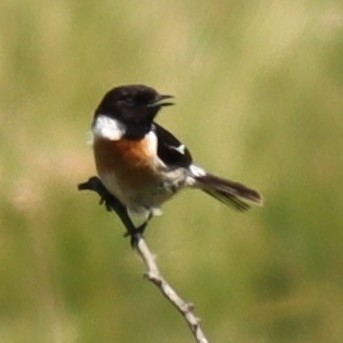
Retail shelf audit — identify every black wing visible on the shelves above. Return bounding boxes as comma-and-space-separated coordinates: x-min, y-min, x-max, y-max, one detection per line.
153, 123, 193, 168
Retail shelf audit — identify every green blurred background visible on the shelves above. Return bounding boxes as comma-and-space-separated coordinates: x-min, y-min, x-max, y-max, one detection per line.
1, 1, 342, 342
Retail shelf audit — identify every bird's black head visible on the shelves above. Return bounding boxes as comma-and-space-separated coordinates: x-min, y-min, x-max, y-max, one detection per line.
95, 85, 174, 130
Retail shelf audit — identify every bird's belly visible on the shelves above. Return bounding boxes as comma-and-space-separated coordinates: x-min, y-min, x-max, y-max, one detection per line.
93, 137, 185, 211
98, 169, 161, 206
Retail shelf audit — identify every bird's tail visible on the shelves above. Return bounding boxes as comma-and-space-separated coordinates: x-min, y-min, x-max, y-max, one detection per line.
194, 172, 263, 212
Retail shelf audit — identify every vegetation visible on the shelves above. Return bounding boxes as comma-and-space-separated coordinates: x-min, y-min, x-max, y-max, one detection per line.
1, 1, 342, 342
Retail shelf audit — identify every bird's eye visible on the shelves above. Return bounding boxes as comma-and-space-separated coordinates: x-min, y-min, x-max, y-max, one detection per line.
125, 98, 135, 106
118, 96, 135, 107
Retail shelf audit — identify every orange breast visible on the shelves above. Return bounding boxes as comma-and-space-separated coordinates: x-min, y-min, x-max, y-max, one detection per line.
93, 136, 157, 191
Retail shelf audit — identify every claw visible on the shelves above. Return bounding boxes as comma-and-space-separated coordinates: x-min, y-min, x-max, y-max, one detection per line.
123, 220, 148, 247
78, 177, 153, 248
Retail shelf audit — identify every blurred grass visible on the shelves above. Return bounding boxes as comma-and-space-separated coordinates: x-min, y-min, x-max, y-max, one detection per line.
1, 0, 343, 342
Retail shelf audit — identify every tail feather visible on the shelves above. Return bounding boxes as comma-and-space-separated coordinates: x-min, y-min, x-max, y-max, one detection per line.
195, 173, 263, 212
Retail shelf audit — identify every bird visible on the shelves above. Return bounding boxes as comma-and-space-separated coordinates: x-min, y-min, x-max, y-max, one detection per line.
90, 84, 262, 238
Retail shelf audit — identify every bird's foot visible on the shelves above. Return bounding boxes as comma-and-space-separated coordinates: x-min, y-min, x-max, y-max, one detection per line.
124, 222, 148, 248
78, 177, 125, 213
78, 177, 153, 248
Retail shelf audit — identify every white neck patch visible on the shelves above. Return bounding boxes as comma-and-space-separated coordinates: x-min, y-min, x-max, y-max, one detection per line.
92, 115, 126, 141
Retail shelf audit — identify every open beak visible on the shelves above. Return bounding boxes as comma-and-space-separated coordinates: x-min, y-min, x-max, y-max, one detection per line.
147, 94, 174, 108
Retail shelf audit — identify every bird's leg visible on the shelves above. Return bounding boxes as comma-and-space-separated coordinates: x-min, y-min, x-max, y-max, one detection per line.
124, 212, 153, 247
78, 177, 149, 247
125, 223, 146, 248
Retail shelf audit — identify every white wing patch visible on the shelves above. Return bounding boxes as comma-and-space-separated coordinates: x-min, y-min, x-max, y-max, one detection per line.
189, 164, 206, 177
186, 164, 206, 187
92, 115, 126, 141
170, 144, 186, 154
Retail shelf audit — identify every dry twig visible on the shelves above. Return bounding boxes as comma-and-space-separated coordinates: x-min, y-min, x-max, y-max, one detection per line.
78, 177, 209, 343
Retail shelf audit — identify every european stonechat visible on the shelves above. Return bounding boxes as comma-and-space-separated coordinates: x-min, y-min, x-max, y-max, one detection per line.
90, 85, 262, 233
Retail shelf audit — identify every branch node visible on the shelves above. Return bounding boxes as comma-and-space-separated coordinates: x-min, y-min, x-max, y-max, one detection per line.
186, 302, 195, 311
